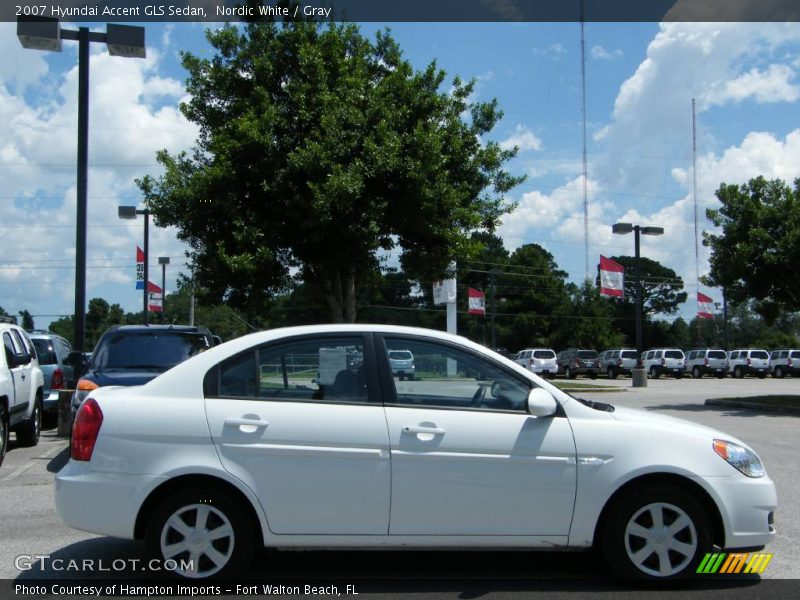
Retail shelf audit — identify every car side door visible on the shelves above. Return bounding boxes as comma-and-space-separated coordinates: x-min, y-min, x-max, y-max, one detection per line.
4, 331, 32, 424
203, 333, 391, 535
377, 334, 577, 539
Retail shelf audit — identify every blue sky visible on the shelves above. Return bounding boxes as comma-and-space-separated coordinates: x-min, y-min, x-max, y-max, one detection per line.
1, 21, 799, 331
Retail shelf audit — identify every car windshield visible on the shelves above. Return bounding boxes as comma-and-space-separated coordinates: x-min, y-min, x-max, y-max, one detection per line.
750, 351, 769, 359
91, 332, 210, 370
708, 351, 727, 359
621, 351, 637, 359
577, 351, 598, 359
533, 350, 555, 358
388, 351, 413, 361
665, 350, 683, 358
31, 338, 58, 365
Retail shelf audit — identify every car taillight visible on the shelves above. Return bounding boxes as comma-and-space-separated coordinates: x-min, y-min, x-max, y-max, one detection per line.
747, 357, 751, 366
51, 368, 64, 390
528, 358, 532, 367
616, 359, 622, 366
789, 359, 793, 367
661, 358, 666, 366
704, 357, 708, 366
71, 398, 103, 461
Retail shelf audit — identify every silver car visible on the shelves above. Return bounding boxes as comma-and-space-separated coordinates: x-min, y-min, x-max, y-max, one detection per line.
514, 348, 557, 378
599, 349, 638, 379
685, 349, 728, 379
388, 349, 415, 380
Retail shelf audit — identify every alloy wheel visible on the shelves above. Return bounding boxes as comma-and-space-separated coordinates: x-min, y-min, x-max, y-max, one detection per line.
160, 503, 235, 578
623, 502, 698, 578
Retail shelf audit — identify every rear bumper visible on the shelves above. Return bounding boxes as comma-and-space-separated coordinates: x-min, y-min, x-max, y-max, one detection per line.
43, 390, 60, 413
55, 460, 165, 540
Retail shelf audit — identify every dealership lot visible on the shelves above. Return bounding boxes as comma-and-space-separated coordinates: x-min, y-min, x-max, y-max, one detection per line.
0, 377, 797, 585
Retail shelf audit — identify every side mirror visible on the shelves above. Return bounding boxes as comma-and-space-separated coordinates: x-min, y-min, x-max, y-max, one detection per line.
66, 351, 89, 375
11, 352, 31, 367
527, 388, 557, 418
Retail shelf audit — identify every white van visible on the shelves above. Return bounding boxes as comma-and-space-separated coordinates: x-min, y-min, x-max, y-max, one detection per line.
728, 349, 769, 378
641, 348, 685, 379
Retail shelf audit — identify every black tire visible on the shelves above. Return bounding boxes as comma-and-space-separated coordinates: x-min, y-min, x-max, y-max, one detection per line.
716, 373, 725, 379
0, 403, 8, 467
565, 367, 576, 380
649, 367, 660, 379
145, 487, 256, 579
675, 372, 683, 379
601, 484, 713, 582
692, 367, 701, 379
589, 373, 598, 380
757, 373, 766, 379
774, 367, 784, 379
734, 367, 743, 379
608, 367, 617, 380
16, 397, 41, 448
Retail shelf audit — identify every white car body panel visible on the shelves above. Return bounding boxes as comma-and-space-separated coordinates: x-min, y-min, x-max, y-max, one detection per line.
54, 324, 776, 556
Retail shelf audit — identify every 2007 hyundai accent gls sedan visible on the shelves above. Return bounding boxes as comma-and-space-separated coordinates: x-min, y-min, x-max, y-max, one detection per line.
56, 325, 777, 581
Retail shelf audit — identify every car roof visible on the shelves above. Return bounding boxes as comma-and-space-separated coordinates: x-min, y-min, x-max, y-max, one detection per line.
100, 324, 213, 335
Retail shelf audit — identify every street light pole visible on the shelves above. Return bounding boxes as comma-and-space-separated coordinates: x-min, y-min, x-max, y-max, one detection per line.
17, 17, 145, 350
159, 257, 170, 322
119, 206, 151, 325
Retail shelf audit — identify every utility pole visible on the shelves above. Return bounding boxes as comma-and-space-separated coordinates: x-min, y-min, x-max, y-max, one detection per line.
489, 268, 500, 348
692, 98, 701, 345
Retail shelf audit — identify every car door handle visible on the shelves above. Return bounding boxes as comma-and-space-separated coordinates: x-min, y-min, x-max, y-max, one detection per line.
403, 425, 445, 435
224, 418, 270, 428
20, 373, 25, 380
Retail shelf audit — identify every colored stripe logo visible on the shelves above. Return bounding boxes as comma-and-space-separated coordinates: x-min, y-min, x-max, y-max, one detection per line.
697, 552, 773, 574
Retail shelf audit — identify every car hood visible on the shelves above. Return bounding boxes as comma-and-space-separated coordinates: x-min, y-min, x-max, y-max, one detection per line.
609, 405, 747, 447
82, 369, 164, 387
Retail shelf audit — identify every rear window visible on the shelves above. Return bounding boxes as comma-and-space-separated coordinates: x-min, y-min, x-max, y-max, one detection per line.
708, 351, 726, 359
750, 351, 769, 359
31, 339, 58, 365
389, 351, 413, 361
665, 350, 683, 358
91, 332, 211, 370
621, 351, 637, 359
533, 350, 555, 359
577, 350, 598, 359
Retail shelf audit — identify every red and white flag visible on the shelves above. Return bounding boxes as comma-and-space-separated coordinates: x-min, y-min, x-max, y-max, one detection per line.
136, 246, 145, 290
698, 292, 714, 319
467, 288, 486, 315
599, 256, 624, 298
147, 281, 163, 313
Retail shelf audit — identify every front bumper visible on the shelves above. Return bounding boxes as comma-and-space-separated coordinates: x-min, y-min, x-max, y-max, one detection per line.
701, 472, 777, 550
55, 460, 165, 540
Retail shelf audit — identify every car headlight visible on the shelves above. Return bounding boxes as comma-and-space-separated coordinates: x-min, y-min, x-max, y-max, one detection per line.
713, 439, 765, 478
72, 379, 99, 409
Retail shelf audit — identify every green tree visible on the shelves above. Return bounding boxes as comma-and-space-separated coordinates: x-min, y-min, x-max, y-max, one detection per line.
138, 11, 522, 323
18, 310, 34, 330
704, 177, 800, 322
551, 282, 625, 350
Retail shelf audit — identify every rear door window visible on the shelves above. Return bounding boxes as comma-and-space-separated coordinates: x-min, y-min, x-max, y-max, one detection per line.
750, 351, 769, 360
665, 350, 683, 359
708, 351, 726, 359
32, 339, 58, 365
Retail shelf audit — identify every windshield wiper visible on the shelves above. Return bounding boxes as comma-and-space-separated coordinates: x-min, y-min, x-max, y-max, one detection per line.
575, 397, 615, 412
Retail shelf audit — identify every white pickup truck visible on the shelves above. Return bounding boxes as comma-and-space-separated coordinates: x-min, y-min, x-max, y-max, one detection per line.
1, 321, 44, 466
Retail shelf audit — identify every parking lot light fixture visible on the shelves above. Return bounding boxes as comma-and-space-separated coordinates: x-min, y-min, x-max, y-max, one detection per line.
118, 206, 151, 325
158, 257, 170, 322
17, 16, 145, 351
612, 222, 665, 362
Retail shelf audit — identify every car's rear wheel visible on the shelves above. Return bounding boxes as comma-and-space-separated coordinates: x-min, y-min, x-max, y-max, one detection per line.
145, 488, 255, 579
774, 367, 784, 378
649, 367, 660, 379
16, 397, 41, 448
0, 403, 8, 467
565, 367, 575, 379
692, 367, 701, 379
734, 366, 743, 378
602, 484, 712, 581
608, 367, 617, 380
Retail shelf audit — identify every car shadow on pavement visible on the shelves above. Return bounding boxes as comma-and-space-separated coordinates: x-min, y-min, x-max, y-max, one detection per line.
46, 446, 71, 473
13, 539, 763, 593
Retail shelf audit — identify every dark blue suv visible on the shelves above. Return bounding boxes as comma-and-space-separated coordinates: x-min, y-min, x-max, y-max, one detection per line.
70, 325, 216, 418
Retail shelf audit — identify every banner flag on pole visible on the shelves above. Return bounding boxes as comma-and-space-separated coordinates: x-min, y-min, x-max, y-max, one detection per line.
147, 281, 163, 313
467, 288, 486, 315
136, 246, 145, 290
433, 277, 457, 305
599, 255, 624, 298
698, 292, 714, 319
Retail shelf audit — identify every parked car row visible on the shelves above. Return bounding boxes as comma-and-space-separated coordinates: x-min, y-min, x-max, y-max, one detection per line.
512, 346, 800, 379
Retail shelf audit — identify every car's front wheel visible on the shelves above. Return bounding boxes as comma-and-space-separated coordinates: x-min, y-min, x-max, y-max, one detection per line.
145, 488, 255, 579
602, 484, 713, 581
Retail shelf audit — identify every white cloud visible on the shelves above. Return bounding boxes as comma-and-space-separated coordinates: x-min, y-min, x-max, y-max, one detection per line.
590, 45, 622, 61
533, 43, 566, 58
499, 124, 543, 152
702, 64, 799, 107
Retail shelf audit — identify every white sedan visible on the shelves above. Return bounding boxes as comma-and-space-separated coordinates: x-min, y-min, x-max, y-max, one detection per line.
56, 324, 776, 581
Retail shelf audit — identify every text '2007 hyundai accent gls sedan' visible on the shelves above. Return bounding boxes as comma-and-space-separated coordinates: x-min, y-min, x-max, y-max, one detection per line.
56, 325, 776, 581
